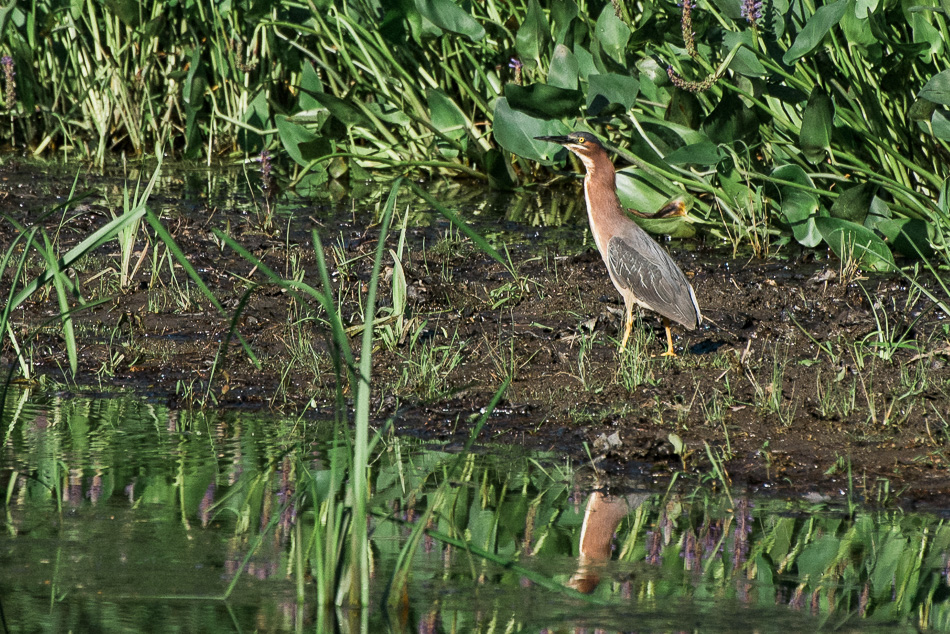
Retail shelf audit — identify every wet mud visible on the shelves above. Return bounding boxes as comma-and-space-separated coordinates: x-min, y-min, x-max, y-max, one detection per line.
3, 165, 950, 506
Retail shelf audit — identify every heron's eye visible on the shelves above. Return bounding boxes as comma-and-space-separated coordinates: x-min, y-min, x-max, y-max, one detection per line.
576, 138, 585, 144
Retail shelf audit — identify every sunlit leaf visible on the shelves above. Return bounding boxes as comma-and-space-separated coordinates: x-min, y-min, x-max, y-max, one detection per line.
724, 31, 766, 77
816, 217, 895, 271
548, 44, 579, 90
594, 5, 629, 64
276, 115, 331, 167
800, 86, 833, 164
783, 0, 848, 64
931, 109, 950, 140
781, 190, 823, 247
515, 0, 549, 63
414, 0, 485, 40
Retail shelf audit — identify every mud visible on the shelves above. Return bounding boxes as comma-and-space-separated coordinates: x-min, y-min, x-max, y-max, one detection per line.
3, 164, 950, 506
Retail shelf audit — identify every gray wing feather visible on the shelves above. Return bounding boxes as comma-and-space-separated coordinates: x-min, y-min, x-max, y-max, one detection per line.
607, 231, 701, 329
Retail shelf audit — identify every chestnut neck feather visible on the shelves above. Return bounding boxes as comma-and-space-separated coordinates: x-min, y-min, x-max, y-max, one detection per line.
577, 149, 624, 257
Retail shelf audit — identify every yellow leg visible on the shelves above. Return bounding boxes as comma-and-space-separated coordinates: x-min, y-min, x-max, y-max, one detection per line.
660, 317, 677, 357
619, 304, 633, 353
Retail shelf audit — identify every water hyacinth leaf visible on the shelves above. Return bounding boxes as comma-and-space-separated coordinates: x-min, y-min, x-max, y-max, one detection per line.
587, 73, 639, 115
548, 44, 579, 90
665, 142, 723, 166
919, 71, 950, 105
493, 98, 570, 162
595, 5, 629, 64
414, 0, 484, 40
816, 217, 895, 271
909, 12, 942, 63
783, 0, 848, 65
800, 86, 834, 164
276, 115, 331, 167
515, 0, 549, 64
781, 190, 823, 247
876, 218, 934, 258
427, 88, 467, 141
829, 182, 876, 223
504, 83, 584, 119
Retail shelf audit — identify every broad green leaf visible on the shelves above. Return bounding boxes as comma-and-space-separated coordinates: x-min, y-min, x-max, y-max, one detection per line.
276, 115, 331, 167
298, 62, 324, 111
909, 11, 942, 63
515, 0, 549, 63
772, 164, 815, 189
665, 142, 723, 166
783, 0, 848, 64
414, 0, 485, 40
306, 90, 371, 128
493, 98, 570, 162
876, 218, 934, 258
551, 0, 579, 42
666, 89, 701, 129
504, 83, 584, 119
616, 168, 695, 238
548, 44, 579, 90
796, 536, 840, 579
800, 86, 834, 163
855, 0, 878, 16
840, 3, 878, 53
587, 73, 639, 115
816, 216, 895, 271
781, 190, 823, 247
919, 70, 950, 106
574, 44, 597, 79
427, 88, 467, 140
829, 182, 876, 223
932, 108, 950, 140
594, 5, 629, 64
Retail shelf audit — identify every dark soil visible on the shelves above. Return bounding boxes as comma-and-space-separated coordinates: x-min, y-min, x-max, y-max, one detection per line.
3, 164, 950, 507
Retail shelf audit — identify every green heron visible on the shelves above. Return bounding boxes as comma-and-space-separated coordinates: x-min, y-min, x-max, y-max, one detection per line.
536, 132, 701, 356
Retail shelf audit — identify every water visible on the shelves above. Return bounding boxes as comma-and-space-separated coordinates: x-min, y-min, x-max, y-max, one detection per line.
3, 387, 948, 632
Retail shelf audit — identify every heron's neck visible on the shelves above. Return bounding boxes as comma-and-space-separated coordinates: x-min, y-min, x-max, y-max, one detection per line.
580, 154, 623, 255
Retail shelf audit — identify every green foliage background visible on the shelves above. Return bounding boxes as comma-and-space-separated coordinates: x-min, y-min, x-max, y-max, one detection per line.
1, 0, 949, 263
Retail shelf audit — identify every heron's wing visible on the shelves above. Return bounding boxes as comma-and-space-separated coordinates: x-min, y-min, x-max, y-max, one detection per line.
607, 232, 701, 329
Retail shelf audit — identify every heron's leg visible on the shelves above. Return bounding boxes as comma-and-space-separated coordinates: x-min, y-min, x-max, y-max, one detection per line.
660, 317, 677, 357
619, 303, 633, 353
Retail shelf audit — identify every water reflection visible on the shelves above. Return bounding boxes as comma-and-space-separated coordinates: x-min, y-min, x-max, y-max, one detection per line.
3, 388, 950, 632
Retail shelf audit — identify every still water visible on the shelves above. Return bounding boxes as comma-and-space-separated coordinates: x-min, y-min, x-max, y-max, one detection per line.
2, 387, 948, 632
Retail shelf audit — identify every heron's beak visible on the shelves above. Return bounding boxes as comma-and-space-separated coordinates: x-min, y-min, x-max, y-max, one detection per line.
534, 135, 572, 145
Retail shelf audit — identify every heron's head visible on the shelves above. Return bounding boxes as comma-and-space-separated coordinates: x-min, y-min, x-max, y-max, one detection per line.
534, 132, 607, 170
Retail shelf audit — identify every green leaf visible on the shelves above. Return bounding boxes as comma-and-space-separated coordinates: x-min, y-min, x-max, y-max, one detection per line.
587, 73, 639, 115
516, 0, 549, 63
665, 142, 723, 166
919, 70, 950, 106
305, 90, 371, 128
427, 88, 467, 141
504, 83, 584, 119
551, 0, 579, 42
782, 190, 823, 247
800, 86, 834, 164
298, 62, 324, 111
783, 0, 848, 64
815, 217, 895, 271
931, 108, 950, 140
493, 98, 570, 162
829, 182, 876, 223
276, 115, 331, 167
724, 31, 766, 77
414, 0, 485, 40
548, 44, 579, 90
594, 5, 629, 64
876, 218, 934, 258
704, 92, 759, 144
